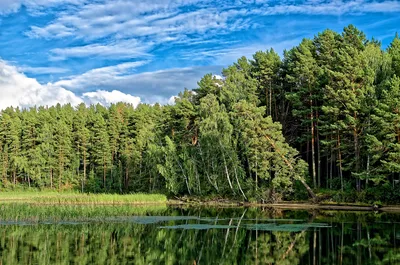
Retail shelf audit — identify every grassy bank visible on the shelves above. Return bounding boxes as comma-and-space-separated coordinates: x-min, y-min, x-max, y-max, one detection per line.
0, 191, 167, 205
2, 191, 400, 213
0, 204, 168, 223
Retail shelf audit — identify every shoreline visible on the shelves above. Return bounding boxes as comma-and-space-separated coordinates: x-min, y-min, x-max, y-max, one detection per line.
168, 200, 400, 212
1, 192, 400, 212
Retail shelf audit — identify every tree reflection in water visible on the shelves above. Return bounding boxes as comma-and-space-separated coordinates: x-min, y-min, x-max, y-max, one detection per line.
0, 207, 399, 265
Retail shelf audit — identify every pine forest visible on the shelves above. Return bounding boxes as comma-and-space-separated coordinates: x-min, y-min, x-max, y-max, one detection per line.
1, 25, 400, 204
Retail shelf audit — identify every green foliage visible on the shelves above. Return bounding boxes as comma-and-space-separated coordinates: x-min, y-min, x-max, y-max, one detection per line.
1, 25, 400, 204
0, 192, 167, 206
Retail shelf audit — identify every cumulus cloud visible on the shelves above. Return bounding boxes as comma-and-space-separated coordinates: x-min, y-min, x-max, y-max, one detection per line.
213, 74, 223, 80
0, 60, 142, 110
82, 90, 141, 107
0, 60, 82, 109
167, 95, 178, 105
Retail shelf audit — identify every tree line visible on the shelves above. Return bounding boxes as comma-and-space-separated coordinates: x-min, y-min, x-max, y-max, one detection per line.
1, 25, 400, 202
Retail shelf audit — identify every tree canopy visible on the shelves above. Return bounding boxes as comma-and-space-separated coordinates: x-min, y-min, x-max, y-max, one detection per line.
1, 25, 400, 203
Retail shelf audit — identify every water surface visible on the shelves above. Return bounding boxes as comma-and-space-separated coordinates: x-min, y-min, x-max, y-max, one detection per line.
0, 205, 399, 264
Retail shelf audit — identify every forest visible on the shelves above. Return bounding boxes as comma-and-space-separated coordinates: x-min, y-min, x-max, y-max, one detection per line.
1, 25, 400, 203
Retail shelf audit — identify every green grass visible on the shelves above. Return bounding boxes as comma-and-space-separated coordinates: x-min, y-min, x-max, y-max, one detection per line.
0, 204, 168, 223
0, 191, 167, 205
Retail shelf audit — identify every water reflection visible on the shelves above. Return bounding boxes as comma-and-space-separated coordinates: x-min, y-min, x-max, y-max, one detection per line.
0, 206, 400, 264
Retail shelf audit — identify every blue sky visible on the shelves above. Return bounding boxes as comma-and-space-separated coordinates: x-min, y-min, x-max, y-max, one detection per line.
0, 0, 399, 109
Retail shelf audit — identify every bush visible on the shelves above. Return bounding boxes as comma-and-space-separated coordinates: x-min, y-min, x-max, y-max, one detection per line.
288, 180, 309, 201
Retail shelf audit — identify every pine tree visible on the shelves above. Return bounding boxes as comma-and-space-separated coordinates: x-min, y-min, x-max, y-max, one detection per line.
323, 25, 369, 191
90, 109, 111, 191
73, 103, 90, 192
54, 116, 72, 190
285, 38, 320, 188
388, 33, 400, 77
368, 76, 400, 184
220, 57, 259, 109
37, 114, 56, 188
0, 109, 22, 186
314, 30, 343, 189
193, 73, 223, 104
251, 48, 281, 118
231, 100, 314, 201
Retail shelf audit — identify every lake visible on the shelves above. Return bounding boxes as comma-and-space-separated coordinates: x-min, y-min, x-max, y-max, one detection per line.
0, 205, 399, 264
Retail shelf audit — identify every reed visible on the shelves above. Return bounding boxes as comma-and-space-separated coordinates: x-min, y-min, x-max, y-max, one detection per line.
0, 191, 167, 204
0, 204, 167, 223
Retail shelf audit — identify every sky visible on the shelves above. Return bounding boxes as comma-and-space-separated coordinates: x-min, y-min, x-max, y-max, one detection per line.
0, 0, 399, 110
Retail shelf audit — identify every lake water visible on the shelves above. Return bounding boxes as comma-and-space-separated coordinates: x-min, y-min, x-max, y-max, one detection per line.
1, 205, 400, 264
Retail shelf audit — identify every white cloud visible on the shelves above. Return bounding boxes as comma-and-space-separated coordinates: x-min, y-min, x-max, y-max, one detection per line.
24, 0, 400, 42
28, 24, 76, 39
123, 66, 222, 94
252, 0, 400, 16
0, 0, 21, 14
18, 66, 69, 74
51, 61, 221, 104
167, 95, 178, 105
54, 61, 149, 90
49, 39, 152, 60
0, 0, 85, 14
0, 60, 82, 109
82, 90, 141, 107
180, 38, 301, 65
16, 0, 400, 69
0, 60, 143, 110
24, 0, 251, 44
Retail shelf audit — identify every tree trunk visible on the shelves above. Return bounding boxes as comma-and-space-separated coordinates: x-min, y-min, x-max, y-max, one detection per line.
354, 112, 361, 191
326, 155, 329, 189
50, 168, 53, 189
307, 126, 310, 164
125, 163, 129, 190
233, 164, 247, 200
59, 149, 63, 191
220, 141, 234, 194
2, 150, 8, 184
338, 133, 344, 192
310, 96, 316, 189
255, 159, 258, 192
265, 86, 269, 116
316, 110, 321, 188
269, 80, 272, 117
330, 146, 334, 189
177, 160, 191, 195
354, 127, 360, 191
264, 135, 316, 199
111, 148, 116, 190
198, 141, 218, 191
103, 159, 106, 191
59, 163, 62, 191
83, 149, 86, 192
